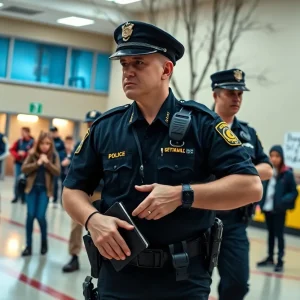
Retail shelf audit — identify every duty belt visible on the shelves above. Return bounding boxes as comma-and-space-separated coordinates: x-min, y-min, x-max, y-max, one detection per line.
128, 235, 208, 281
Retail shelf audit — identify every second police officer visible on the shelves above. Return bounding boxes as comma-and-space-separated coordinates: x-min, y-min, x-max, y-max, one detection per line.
210, 69, 273, 300
62, 21, 263, 299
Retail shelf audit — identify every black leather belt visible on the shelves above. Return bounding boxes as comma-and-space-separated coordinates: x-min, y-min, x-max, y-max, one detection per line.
129, 236, 206, 269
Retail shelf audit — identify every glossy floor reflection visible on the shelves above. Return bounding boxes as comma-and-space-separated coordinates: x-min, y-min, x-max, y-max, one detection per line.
1, 177, 300, 300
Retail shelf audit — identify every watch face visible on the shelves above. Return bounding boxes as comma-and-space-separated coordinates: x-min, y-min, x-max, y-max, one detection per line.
183, 190, 194, 204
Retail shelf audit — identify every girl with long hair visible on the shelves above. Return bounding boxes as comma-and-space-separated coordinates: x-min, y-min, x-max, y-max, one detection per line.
21, 131, 60, 256
257, 145, 298, 272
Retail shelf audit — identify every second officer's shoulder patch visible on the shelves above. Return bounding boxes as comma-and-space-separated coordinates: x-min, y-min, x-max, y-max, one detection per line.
215, 122, 242, 146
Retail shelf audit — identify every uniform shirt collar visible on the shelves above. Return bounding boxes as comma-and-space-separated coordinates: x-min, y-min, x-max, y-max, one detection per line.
128, 88, 177, 127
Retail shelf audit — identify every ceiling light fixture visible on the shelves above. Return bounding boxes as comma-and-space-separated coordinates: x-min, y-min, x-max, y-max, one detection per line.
17, 114, 39, 123
106, 0, 141, 4
53, 118, 68, 127
57, 16, 95, 27
0, 3, 4, 8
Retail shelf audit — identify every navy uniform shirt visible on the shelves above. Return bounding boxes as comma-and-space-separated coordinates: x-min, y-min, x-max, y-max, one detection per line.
64, 89, 258, 246
231, 118, 271, 167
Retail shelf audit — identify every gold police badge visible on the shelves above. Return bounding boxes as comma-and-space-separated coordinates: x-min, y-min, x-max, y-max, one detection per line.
215, 122, 242, 146
122, 22, 134, 42
233, 70, 243, 82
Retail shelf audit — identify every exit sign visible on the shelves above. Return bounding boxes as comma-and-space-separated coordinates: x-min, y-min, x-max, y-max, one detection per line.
29, 102, 43, 114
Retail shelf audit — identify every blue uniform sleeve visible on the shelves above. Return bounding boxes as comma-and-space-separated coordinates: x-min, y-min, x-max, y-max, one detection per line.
63, 126, 103, 195
252, 129, 272, 167
203, 117, 259, 179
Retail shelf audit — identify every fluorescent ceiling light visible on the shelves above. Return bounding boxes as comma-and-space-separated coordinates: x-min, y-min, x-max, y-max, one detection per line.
106, 0, 141, 4
0, 3, 4, 8
17, 114, 39, 123
57, 16, 94, 27
53, 118, 68, 127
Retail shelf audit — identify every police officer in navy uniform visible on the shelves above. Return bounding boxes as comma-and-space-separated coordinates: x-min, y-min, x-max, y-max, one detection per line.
62, 109, 103, 273
210, 69, 273, 300
62, 21, 263, 300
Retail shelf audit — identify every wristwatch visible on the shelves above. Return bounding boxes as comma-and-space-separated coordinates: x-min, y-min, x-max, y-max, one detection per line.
181, 184, 194, 209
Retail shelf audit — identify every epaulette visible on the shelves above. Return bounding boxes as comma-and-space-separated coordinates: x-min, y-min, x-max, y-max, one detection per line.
178, 100, 218, 119
92, 104, 131, 125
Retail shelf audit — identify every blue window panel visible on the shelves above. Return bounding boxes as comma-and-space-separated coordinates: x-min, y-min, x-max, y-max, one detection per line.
11, 39, 67, 85
0, 37, 9, 78
95, 53, 111, 93
68, 49, 93, 89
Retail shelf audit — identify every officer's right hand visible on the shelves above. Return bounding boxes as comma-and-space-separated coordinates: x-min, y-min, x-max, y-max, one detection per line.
87, 214, 134, 260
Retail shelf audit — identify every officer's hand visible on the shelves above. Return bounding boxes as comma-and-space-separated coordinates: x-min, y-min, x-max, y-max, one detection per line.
88, 213, 134, 260
132, 184, 181, 220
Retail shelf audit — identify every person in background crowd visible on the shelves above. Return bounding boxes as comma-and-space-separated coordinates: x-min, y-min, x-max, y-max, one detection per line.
0, 131, 9, 177
20, 131, 60, 256
62, 110, 103, 273
257, 145, 298, 272
9, 127, 34, 203
49, 126, 65, 207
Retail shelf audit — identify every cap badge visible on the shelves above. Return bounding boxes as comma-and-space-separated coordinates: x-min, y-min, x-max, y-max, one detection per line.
233, 69, 243, 82
122, 22, 134, 42
89, 110, 96, 118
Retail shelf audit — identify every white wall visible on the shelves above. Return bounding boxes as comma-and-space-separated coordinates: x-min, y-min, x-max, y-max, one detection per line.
107, 0, 300, 162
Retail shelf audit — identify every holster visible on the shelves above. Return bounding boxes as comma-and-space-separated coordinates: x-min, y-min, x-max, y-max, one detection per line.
207, 218, 223, 273
83, 234, 102, 279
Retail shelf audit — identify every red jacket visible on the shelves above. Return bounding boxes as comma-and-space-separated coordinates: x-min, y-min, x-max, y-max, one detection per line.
9, 137, 34, 164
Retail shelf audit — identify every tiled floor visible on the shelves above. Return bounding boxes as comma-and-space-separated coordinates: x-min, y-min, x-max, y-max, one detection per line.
1, 176, 300, 300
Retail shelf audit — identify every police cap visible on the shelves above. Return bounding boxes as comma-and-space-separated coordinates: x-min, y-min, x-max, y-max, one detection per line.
84, 110, 101, 123
109, 21, 185, 65
49, 126, 58, 132
210, 68, 250, 91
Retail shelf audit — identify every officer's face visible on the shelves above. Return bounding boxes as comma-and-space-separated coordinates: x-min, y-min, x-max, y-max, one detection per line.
215, 89, 243, 116
120, 54, 172, 100
270, 151, 282, 169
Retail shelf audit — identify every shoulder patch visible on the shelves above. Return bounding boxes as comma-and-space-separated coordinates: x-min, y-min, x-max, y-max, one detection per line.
2, 136, 7, 144
215, 122, 242, 146
75, 128, 90, 155
179, 100, 217, 119
92, 104, 131, 126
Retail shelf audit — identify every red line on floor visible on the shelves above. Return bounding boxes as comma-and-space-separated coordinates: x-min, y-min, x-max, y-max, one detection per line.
2, 215, 300, 284
251, 269, 300, 282
0, 264, 76, 300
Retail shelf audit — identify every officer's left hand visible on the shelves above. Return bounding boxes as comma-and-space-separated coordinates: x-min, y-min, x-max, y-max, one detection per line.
132, 184, 181, 220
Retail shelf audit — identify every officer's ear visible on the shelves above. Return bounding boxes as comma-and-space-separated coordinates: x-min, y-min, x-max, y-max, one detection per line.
161, 60, 173, 80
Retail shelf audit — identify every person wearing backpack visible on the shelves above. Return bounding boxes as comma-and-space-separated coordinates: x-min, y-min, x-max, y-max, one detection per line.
9, 127, 34, 203
20, 131, 60, 256
257, 145, 298, 272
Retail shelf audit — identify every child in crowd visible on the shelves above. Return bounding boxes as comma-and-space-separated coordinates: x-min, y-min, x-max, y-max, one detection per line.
21, 131, 60, 256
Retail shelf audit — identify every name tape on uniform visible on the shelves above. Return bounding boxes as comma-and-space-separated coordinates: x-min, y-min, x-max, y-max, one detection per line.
162, 147, 194, 154
215, 122, 242, 146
